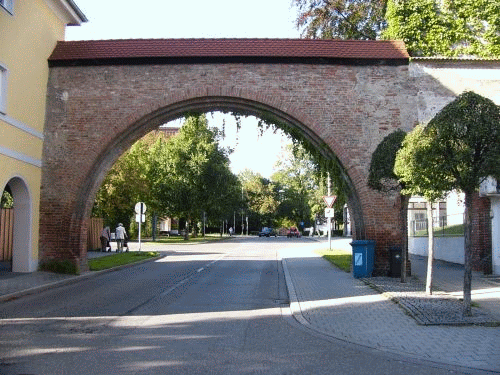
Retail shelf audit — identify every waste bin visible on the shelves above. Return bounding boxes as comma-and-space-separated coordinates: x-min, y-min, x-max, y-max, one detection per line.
389, 246, 402, 278
350, 240, 375, 278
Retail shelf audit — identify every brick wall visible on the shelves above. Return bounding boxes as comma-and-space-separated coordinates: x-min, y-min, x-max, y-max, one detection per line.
471, 193, 492, 273
40, 61, 417, 273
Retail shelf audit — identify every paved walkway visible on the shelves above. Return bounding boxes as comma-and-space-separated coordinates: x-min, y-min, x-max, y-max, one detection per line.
1, 239, 500, 372
281, 239, 500, 373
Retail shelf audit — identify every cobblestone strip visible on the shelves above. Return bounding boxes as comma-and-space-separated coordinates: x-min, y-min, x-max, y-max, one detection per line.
363, 276, 500, 326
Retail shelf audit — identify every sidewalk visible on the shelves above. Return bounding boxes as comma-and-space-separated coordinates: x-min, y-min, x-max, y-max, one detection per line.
0, 244, 150, 302
281, 239, 500, 373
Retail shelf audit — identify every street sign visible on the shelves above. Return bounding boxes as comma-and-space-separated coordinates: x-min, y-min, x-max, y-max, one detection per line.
323, 195, 337, 208
135, 202, 147, 252
325, 208, 335, 218
135, 202, 146, 214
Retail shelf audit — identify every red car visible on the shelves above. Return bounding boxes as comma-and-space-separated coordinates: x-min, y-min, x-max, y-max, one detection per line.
287, 227, 301, 238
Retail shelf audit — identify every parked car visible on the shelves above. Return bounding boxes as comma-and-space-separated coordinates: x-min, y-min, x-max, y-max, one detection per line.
287, 227, 301, 238
258, 227, 277, 237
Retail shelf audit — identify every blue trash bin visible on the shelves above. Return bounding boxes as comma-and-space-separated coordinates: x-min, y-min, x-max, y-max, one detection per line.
350, 240, 375, 278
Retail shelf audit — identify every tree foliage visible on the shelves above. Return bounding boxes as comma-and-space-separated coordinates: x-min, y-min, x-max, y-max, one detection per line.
293, 0, 388, 39
150, 114, 242, 231
368, 129, 406, 193
93, 132, 160, 229
1, 188, 13, 209
293, 0, 500, 58
383, 0, 500, 57
239, 169, 279, 229
271, 145, 319, 228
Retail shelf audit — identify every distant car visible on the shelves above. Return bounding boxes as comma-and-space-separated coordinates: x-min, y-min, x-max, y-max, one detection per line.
258, 227, 277, 237
287, 227, 301, 238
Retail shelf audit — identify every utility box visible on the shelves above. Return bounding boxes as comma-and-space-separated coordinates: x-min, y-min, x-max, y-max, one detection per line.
389, 247, 402, 278
350, 240, 375, 278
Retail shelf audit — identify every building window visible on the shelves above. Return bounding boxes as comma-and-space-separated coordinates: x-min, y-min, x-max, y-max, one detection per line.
0, 0, 13, 14
0, 64, 7, 114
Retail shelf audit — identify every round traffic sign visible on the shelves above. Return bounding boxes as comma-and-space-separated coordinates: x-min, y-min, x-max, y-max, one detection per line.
135, 202, 147, 214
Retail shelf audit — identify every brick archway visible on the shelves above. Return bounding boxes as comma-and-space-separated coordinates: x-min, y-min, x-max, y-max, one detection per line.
41, 39, 415, 273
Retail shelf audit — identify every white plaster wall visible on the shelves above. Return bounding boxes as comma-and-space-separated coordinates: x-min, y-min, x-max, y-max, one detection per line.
490, 196, 500, 275
409, 236, 465, 265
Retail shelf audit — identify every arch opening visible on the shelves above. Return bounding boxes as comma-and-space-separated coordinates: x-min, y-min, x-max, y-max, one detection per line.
1, 177, 33, 272
78, 97, 366, 250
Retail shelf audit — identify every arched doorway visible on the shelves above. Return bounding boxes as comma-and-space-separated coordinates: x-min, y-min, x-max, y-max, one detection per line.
1, 177, 33, 272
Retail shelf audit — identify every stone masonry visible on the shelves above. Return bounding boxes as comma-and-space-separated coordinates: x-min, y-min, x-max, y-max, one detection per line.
40, 40, 500, 273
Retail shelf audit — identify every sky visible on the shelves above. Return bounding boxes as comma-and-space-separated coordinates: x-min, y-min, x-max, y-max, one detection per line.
66, 0, 302, 178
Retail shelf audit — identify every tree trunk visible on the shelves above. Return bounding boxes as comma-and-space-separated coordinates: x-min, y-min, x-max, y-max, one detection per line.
400, 194, 410, 283
463, 192, 473, 316
426, 201, 434, 295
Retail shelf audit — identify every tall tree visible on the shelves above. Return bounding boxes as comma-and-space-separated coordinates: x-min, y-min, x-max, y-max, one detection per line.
368, 129, 409, 282
271, 145, 317, 229
396, 92, 500, 315
394, 125, 449, 294
239, 170, 279, 229
383, 0, 500, 57
151, 115, 242, 237
293, 0, 388, 39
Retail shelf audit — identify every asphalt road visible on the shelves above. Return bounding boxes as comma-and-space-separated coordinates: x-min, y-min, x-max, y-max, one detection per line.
0, 238, 476, 374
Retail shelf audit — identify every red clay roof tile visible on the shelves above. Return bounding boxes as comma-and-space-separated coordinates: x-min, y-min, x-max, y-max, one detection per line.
49, 38, 409, 63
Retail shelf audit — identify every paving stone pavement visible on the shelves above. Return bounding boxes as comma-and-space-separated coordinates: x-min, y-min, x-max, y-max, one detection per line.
280, 245, 500, 373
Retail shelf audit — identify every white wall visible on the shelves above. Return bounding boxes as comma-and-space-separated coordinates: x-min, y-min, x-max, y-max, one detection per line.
409, 236, 465, 265
490, 196, 500, 275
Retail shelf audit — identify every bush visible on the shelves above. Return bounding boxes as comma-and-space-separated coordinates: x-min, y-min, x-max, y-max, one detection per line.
39, 259, 79, 275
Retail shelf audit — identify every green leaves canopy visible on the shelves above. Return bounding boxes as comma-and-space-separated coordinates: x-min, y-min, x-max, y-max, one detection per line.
293, 0, 388, 40
293, 0, 500, 58
151, 114, 242, 223
368, 129, 406, 193
396, 91, 500, 196
383, 0, 500, 57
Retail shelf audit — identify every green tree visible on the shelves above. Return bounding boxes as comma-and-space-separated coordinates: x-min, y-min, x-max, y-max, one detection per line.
368, 129, 409, 282
396, 92, 500, 315
239, 169, 279, 229
93, 132, 160, 232
271, 145, 317, 229
395, 125, 449, 294
151, 114, 242, 238
293, 0, 388, 39
383, 0, 500, 57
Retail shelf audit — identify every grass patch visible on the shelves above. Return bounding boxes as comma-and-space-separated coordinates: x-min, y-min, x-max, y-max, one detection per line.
88, 251, 159, 271
317, 249, 352, 273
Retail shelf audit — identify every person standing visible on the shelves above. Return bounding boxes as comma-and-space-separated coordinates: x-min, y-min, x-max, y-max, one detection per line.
115, 223, 127, 253
100, 226, 111, 252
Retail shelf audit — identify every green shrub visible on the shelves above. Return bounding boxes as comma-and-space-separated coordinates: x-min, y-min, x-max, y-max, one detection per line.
39, 259, 79, 275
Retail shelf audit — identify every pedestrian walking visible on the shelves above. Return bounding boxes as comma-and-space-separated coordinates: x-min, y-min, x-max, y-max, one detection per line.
99, 226, 111, 252
115, 223, 127, 253
229, 226, 233, 236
